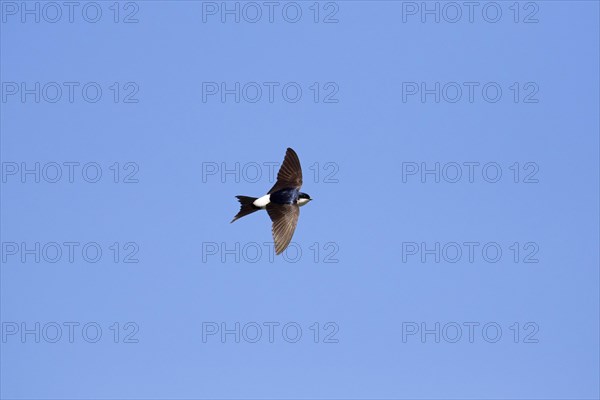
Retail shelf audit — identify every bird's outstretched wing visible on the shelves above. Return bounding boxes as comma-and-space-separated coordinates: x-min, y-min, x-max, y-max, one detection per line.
268, 148, 303, 194
266, 203, 300, 255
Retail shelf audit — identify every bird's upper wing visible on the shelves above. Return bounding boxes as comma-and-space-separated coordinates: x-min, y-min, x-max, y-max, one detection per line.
266, 203, 300, 255
268, 148, 303, 194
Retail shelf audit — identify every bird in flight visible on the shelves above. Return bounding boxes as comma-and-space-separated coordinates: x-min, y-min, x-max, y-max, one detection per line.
231, 148, 312, 255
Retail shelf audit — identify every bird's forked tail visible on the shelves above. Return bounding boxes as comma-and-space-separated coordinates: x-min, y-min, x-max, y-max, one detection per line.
231, 196, 259, 223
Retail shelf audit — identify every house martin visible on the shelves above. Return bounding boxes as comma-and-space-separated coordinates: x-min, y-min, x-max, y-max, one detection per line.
231, 148, 312, 255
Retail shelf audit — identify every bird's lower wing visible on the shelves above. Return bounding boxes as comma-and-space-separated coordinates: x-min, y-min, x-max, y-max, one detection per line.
266, 203, 300, 255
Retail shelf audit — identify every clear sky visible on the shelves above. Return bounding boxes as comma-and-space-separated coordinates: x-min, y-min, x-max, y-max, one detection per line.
1, 1, 599, 399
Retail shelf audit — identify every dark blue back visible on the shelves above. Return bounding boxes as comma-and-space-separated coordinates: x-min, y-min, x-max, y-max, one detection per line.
270, 188, 299, 205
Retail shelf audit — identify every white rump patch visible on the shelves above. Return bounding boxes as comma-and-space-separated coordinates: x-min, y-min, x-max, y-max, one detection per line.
253, 194, 271, 208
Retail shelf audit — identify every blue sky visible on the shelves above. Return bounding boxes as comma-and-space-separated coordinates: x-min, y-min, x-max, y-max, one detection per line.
1, 1, 599, 399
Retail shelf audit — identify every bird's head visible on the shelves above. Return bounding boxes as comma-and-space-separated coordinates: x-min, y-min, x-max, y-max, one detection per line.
298, 192, 312, 207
